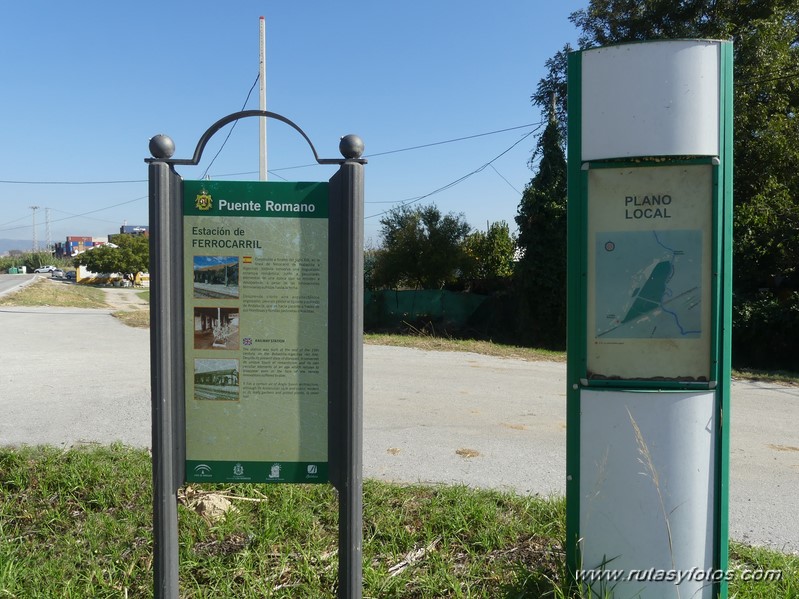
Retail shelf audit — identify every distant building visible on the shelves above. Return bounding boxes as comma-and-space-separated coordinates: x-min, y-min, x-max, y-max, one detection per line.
119, 225, 149, 236
54, 235, 108, 258
108, 225, 149, 245
53, 225, 145, 258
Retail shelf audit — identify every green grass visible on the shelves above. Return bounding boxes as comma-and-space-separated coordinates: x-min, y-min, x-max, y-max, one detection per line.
729, 543, 799, 599
0, 445, 566, 598
1, 445, 796, 598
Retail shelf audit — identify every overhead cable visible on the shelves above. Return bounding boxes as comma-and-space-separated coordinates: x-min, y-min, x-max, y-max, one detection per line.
364, 124, 543, 218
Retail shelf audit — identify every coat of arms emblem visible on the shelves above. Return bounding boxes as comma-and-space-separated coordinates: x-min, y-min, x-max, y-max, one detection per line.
195, 190, 213, 211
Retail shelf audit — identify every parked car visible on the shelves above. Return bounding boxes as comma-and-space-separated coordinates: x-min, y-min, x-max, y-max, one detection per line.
65, 271, 76, 281
51, 269, 65, 279
34, 265, 56, 273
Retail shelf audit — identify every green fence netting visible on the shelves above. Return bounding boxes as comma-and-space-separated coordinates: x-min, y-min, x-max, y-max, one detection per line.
364, 289, 489, 333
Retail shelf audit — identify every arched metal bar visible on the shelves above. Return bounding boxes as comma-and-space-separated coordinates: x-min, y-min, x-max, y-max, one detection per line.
155, 110, 345, 166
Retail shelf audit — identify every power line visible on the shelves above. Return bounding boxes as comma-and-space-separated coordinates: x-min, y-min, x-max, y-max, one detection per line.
736, 69, 799, 86
488, 163, 522, 195
365, 122, 542, 158
206, 122, 547, 178
364, 125, 542, 219
0, 195, 146, 233
0, 113, 543, 228
49, 207, 123, 226
0, 178, 146, 185
0, 214, 31, 228
0, 68, 794, 189
0, 122, 543, 186
201, 73, 261, 179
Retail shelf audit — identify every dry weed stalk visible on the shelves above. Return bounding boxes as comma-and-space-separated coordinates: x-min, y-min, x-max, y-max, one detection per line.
627, 407, 681, 599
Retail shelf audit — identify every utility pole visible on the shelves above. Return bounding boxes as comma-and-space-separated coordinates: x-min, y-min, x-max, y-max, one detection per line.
30, 205, 40, 251
259, 16, 267, 181
45, 207, 52, 252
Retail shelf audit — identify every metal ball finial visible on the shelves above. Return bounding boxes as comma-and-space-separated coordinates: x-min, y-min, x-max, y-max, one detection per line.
339, 134, 364, 160
149, 134, 175, 160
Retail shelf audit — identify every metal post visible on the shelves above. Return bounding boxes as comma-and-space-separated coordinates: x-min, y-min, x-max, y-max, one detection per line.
258, 16, 267, 181
328, 135, 365, 599
147, 135, 185, 599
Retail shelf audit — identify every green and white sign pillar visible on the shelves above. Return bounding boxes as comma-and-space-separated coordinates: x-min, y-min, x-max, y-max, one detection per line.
566, 40, 733, 598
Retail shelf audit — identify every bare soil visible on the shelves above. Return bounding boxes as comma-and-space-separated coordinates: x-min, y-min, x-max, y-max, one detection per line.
101, 286, 148, 311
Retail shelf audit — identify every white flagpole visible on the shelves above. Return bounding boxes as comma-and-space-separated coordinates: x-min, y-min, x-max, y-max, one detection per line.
259, 16, 267, 181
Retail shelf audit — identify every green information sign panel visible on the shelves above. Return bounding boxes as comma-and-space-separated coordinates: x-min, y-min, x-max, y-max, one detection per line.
182, 180, 329, 483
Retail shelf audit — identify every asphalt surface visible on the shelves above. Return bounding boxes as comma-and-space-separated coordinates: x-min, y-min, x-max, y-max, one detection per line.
0, 273, 36, 296
1, 279, 797, 554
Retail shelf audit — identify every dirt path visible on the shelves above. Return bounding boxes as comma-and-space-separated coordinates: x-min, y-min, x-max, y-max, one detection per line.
101, 286, 149, 311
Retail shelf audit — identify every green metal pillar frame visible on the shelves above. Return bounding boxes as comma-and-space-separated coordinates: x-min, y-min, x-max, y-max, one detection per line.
566, 40, 733, 598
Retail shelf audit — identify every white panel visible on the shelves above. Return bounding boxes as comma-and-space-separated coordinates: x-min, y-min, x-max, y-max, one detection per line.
582, 41, 720, 160
580, 389, 716, 599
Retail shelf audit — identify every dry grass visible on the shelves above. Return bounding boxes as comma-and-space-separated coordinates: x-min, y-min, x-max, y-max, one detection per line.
364, 333, 566, 362
112, 309, 150, 328
1, 278, 153, 329
0, 278, 106, 308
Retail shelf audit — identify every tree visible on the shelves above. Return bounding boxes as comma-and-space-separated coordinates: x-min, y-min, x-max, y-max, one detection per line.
22, 251, 57, 271
514, 106, 568, 349
363, 248, 380, 291
530, 46, 571, 144
371, 204, 471, 289
535, 0, 799, 295
73, 234, 149, 284
533, 0, 799, 363
462, 221, 516, 284
733, 180, 799, 292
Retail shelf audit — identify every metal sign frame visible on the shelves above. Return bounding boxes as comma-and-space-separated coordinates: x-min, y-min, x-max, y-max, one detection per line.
146, 111, 365, 599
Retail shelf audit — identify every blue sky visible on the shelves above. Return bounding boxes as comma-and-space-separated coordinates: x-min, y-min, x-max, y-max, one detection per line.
0, 1, 583, 248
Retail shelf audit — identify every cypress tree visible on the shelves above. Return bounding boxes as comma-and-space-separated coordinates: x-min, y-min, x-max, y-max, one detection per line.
514, 99, 568, 349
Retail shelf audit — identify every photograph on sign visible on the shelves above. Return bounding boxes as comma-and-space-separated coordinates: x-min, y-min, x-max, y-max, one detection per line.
194, 358, 240, 401
193, 307, 240, 350
183, 180, 329, 483
193, 255, 240, 299
586, 164, 713, 380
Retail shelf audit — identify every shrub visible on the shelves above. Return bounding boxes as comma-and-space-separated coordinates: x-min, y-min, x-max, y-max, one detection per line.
732, 291, 799, 371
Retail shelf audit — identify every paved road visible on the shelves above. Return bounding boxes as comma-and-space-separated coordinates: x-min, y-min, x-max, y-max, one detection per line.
1, 292, 797, 554
363, 345, 799, 555
0, 273, 37, 296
